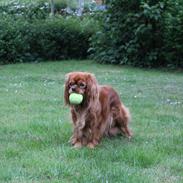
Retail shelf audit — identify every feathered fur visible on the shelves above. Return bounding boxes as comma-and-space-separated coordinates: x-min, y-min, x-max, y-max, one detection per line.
64, 72, 132, 148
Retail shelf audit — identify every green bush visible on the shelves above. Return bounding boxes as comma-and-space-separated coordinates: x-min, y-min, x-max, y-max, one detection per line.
0, 1, 49, 20
90, 0, 183, 68
0, 16, 98, 64
163, 0, 183, 68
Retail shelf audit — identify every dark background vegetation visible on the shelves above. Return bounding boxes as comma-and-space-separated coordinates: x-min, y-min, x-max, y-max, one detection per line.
0, 0, 99, 64
0, 0, 182, 68
90, 0, 183, 68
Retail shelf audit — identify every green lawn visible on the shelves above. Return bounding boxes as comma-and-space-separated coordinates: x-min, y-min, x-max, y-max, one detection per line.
0, 60, 183, 183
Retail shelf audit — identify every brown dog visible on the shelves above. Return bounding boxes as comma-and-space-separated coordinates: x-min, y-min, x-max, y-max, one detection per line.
64, 72, 132, 148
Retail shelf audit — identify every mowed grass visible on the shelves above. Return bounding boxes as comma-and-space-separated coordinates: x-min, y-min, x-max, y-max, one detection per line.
0, 60, 183, 183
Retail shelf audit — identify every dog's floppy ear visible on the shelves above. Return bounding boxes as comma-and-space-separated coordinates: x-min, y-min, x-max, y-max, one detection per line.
85, 73, 99, 105
64, 73, 71, 105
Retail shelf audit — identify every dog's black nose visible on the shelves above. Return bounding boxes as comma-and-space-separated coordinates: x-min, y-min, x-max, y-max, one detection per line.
71, 85, 77, 92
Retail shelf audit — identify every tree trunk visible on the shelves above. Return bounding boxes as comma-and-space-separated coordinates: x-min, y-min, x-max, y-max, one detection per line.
77, 0, 84, 16
50, 0, 55, 17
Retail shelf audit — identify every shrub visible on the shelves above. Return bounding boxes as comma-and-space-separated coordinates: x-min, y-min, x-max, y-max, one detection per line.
0, 16, 99, 64
0, 1, 49, 20
163, 0, 183, 68
90, 0, 183, 68
90, 0, 165, 67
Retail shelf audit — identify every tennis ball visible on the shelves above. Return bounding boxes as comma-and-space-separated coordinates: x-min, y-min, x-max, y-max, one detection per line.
69, 93, 83, 105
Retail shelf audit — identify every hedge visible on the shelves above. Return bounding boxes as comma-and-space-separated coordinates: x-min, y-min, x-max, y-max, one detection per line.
90, 0, 183, 68
0, 15, 98, 64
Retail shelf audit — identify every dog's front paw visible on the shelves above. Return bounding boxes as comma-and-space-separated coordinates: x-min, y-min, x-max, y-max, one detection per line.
73, 141, 82, 148
69, 135, 77, 145
87, 142, 95, 149
87, 140, 99, 149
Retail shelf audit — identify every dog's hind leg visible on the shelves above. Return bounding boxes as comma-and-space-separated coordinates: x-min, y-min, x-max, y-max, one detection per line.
113, 104, 132, 139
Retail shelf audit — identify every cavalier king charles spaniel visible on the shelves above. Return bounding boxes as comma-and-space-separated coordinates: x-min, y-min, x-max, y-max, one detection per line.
64, 72, 132, 148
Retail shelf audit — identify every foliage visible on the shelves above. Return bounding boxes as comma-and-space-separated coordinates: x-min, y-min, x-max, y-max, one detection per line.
54, 0, 67, 11
0, 0, 105, 18
90, 0, 183, 68
0, 0, 101, 64
0, 0, 50, 20
163, 0, 183, 68
0, 16, 99, 64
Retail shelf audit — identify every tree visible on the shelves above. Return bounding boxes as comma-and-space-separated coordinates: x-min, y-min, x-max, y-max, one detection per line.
50, 0, 55, 17
90, 0, 167, 68
77, 0, 84, 16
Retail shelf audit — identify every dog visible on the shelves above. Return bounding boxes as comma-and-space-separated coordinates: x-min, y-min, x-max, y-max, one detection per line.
64, 72, 132, 148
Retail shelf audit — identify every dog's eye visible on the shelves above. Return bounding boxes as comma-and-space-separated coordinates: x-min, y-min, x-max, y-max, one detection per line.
79, 83, 86, 89
69, 82, 74, 87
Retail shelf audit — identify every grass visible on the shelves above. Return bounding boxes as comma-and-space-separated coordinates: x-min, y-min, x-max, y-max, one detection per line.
0, 60, 183, 183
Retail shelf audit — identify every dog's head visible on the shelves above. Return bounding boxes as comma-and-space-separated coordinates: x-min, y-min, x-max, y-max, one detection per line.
64, 72, 98, 106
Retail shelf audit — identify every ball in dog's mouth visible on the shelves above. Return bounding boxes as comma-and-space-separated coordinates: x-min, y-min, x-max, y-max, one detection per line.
69, 93, 83, 105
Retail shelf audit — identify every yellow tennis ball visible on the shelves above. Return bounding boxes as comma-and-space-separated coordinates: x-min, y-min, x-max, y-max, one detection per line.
69, 93, 83, 105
